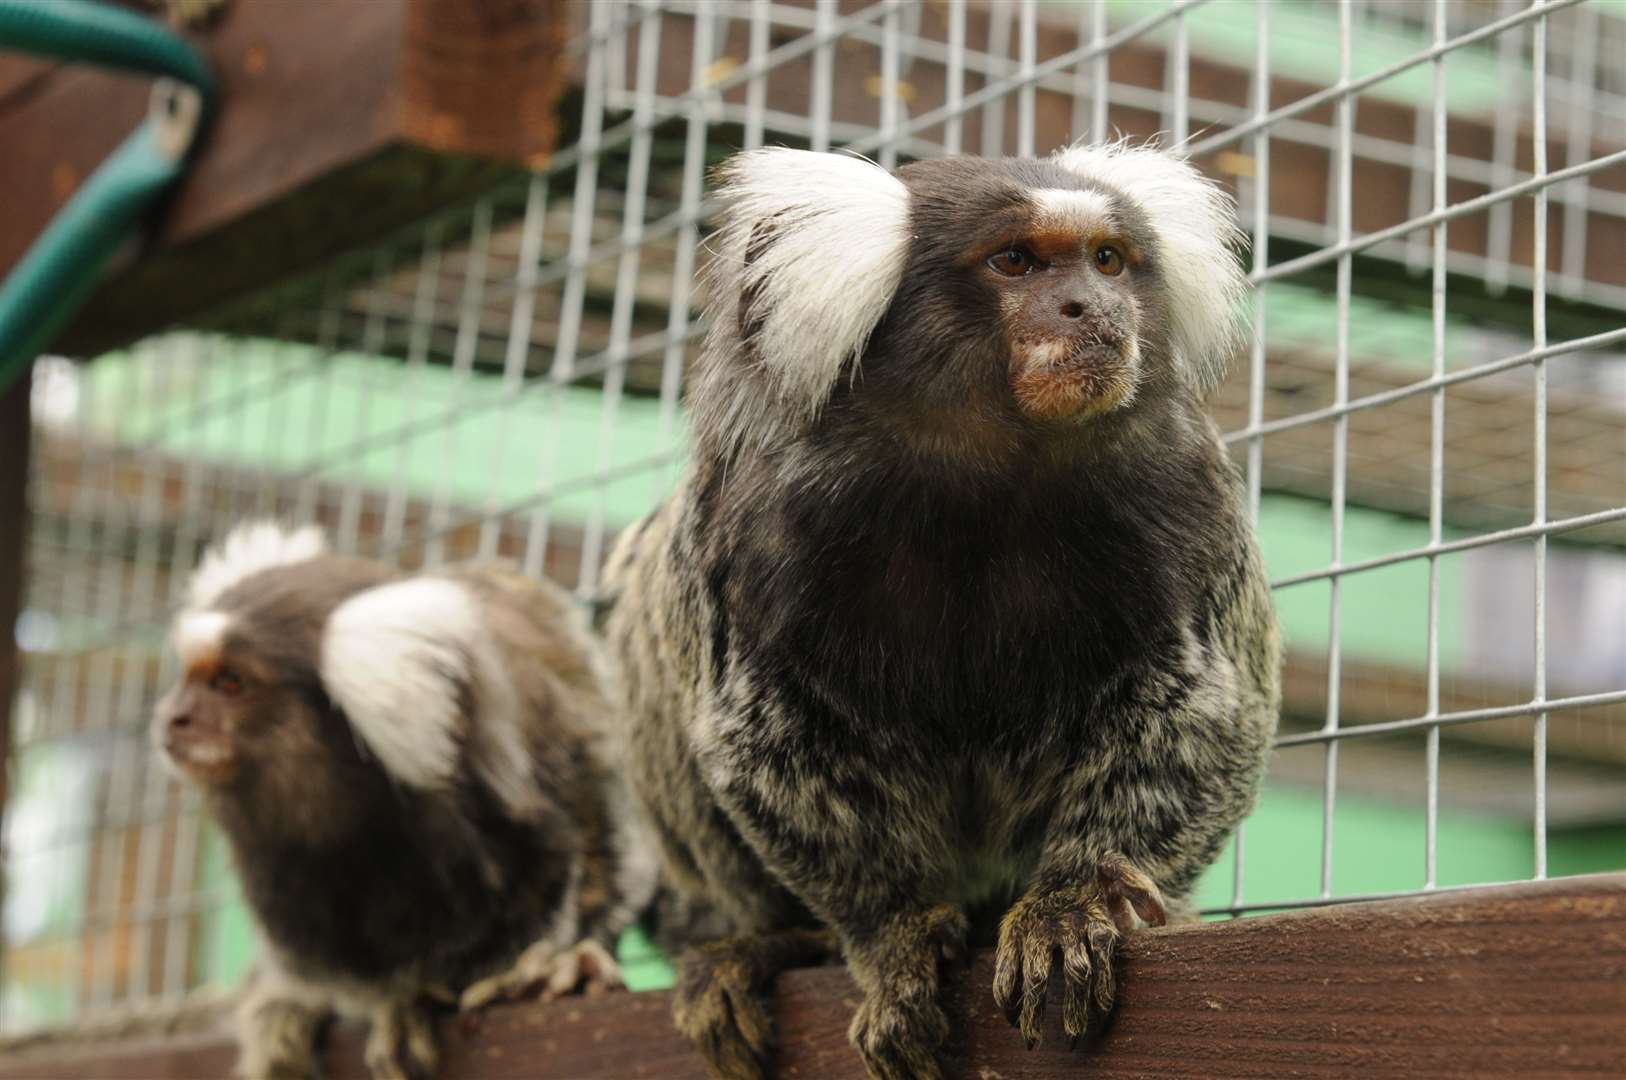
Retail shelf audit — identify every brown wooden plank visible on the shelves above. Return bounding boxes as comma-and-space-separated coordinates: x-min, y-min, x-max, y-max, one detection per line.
53, 142, 523, 356
400, 0, 572, 167
1, 0, 398, 276
0, 0, 570, 357
0, 54, 59, 109
2, 874, 1620, 1079
0, 64, 150, 275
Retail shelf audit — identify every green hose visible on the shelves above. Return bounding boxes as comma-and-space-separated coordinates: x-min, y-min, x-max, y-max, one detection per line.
0, 1, 214, 393
0, 0, 213, 98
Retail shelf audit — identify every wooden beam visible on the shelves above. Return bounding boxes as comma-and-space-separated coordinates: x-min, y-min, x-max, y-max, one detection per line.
0, 0, 571, 357
0, 366, 29, 945
2, 875, 1620, 1078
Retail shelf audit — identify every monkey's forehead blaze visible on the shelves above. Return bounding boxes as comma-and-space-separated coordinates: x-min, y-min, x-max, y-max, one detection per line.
897, 155, 1135, 240
901, 170, 1158, 270
174, 609, 231, 673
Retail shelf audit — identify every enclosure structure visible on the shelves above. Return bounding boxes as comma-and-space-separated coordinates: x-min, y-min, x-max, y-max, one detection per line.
0, 0, 1622, 1075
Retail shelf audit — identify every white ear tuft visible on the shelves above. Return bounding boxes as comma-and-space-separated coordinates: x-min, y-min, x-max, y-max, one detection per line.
1051, 138, 1249, 394
710, 148, 911, 417
319, 577, 539, 814
188, 521, 327, 610
320, 578, 476, 792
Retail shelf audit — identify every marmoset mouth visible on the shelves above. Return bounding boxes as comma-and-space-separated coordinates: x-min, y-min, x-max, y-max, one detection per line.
1009, 335, 1139, 420
162, 733, 236, 783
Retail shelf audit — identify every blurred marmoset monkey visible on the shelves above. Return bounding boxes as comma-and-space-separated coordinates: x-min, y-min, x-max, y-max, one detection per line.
154, 522, 657, 1079
603, 142, 1281, 1078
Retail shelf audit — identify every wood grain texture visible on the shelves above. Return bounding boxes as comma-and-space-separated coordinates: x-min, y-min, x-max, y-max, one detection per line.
2, 875, 1620, 1079
401, 0, 571, 166
0, 64, 149, 275
0, 0, 569, 356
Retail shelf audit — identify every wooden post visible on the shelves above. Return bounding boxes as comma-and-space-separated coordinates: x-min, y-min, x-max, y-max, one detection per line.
0, 364, 31, 968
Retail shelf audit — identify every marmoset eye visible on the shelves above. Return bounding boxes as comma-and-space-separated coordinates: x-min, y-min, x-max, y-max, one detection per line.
209, 667, 244, 696
989, 247, 1040, 276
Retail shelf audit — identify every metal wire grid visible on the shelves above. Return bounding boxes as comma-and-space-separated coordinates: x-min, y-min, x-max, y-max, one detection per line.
4, 0, 1624, 1032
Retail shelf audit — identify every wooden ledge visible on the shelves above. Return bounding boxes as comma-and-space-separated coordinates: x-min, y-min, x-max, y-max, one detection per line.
3, 874, 1622, 1079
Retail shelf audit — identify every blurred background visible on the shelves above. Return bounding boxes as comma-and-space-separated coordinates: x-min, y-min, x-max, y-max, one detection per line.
1, 0, 1622, 1037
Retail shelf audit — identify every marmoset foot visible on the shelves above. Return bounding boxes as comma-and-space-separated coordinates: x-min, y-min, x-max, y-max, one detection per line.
460, 939, 622, 1012
364, 997, 438, 1080
848, 904, 967, 1080
992, 852, 1167, 1048
672, 927, 836, 1079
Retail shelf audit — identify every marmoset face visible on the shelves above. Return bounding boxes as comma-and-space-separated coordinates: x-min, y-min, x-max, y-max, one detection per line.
993, 234, 1146, 420
153, 607, 351, 791
153, 534, 394, 813
917, 165, 1168, 421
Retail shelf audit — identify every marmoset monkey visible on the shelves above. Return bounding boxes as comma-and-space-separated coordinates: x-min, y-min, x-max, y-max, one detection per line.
155, 522, 657, 1079
603, 142, 1281, 1078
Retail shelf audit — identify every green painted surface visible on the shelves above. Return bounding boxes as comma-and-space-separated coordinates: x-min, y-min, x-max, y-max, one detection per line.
1194, 779, 1542, 912
1545, 824, 1626, 880
1257, 493, 1473, 670
1264, 281, 1476, 376
86, 337, 688, 532
617, 925, 679, 992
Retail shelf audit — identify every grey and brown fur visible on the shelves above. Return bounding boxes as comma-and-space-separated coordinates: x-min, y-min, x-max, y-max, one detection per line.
155, 523, 657, 1080
603, 142, 1281, 1079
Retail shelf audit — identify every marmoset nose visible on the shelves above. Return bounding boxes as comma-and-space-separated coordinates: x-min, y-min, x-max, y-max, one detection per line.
168, 711, 193, 733
1060, 300, 1086, 319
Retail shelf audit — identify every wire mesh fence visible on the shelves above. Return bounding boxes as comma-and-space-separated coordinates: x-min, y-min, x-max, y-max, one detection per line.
4, 0, 1624, 1035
